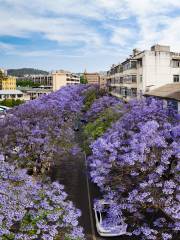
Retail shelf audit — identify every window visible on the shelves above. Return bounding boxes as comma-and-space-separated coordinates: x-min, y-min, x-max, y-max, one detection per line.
172, 60, 180, 68
131, 88, 137, 97
131, 61, 137, 69
139, 90, 143, 97
140, 75, 143, 83
132, 75, 137, 83
138, 59, 142, 67
173, 75, 179, 82
121, 87, 126, 96
127, 88, 132, 96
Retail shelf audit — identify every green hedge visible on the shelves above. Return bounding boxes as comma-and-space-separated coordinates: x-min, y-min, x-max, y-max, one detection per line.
0, 99, 25, 107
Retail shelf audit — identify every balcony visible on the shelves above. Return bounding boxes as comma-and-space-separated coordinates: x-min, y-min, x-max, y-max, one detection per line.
123, 75, 137, 84
123, 61, 137, 71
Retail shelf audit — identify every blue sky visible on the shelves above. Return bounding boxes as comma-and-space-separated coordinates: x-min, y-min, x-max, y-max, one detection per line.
0, 0, 180, 72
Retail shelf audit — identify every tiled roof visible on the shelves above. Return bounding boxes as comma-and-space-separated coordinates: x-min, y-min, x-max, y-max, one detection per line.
144, 83, 180, 101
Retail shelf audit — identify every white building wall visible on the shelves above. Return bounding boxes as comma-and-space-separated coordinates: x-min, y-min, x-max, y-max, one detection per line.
52, 72, 80, 91
171, 65, 180, 76
107, 45, 180, 100
141, 51, 172, 93
52, 73, 67, 91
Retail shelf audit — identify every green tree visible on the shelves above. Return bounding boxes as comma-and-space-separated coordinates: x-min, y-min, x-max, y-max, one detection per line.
0, 98, 25, 107
80, 75, 87, 84
0, 70, 8, 82
16, 79, 41, 87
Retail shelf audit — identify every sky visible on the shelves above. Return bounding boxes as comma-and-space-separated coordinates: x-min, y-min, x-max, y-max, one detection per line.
0, 0, 180, 72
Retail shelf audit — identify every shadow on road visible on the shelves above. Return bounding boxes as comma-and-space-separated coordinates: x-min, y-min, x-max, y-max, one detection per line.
50, 152, 93, 240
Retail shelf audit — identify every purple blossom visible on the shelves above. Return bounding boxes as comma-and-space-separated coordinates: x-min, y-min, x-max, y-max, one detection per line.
88, 97, 180, 239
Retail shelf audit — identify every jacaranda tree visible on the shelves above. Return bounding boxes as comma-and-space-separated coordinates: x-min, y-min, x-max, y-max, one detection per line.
89, 98, 180, 239
0, 85, 95, 239
0, 85, 91, 174
0, 155, 84, 240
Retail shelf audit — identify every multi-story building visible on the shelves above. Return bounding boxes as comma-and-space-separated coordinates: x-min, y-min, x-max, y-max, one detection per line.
17, 70, 80, 92
84, 72, 100, 85
107, 44, 180, 100
52, 70, 80, 91
28, 74, 53, 88
0, 76, 16, 90
0, 69, 16, 90
99, 74, 107, 89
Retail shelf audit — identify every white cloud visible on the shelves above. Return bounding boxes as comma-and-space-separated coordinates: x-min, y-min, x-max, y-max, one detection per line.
110, 27, 133, 46
0, 41, 14, 51
0, 0, 180, 67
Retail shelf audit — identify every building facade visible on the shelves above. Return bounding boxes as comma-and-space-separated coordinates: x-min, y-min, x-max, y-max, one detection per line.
99, 74, 107, 89
27, 89, 51, 100
0, 76, 16, 90
17, 70, 80, 92
0, 90, 24, 100
0, 69, 16, 90
84, 72, 100, 85
107, 45, 180, 100
28, 74, 53, 88
52, 71, 80, 91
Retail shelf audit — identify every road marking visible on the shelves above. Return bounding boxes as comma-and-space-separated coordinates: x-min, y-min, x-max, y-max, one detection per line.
84, 152, 97, 240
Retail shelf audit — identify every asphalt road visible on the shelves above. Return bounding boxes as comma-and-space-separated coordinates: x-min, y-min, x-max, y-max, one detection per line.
51, 150, 135, 240
51, 152, 93, 240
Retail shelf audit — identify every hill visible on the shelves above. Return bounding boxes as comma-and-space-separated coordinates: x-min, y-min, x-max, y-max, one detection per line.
7, 68, 49, 77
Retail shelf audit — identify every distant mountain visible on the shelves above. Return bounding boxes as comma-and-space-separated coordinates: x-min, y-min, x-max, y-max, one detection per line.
7, 68, 49, 77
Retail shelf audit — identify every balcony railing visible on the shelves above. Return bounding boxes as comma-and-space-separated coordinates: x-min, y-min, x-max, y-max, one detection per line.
108, 75, 137, 85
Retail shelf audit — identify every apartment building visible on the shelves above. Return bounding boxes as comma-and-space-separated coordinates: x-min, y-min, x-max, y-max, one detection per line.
99, 74, 107, 89
17, 70, 80, 92
107, 44, 180, 100
0, 69, 16, 90
84, 72, 100, 85
52, 70, 80, 91
28, 74, 53, 88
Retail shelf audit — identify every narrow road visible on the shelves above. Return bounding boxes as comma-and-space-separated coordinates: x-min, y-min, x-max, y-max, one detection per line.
51, 150, 135, 240
85, 155, 136, 240
51, 152, 94, 240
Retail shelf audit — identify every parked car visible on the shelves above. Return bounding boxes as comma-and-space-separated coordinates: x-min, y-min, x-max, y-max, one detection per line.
94, 200, 127, 237
0, 105, 11, 111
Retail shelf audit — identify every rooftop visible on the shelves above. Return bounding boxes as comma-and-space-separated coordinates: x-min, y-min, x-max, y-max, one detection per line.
0, 90, 23, 94
109, 44, 180, 70
144, 83, 180, 101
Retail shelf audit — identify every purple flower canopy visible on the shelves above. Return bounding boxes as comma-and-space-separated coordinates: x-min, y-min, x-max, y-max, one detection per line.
88, 98, 180, 239
0, 84, 91, 173
85, 95, 121, 119
0, 85, 91, 239
0, 156, 84, 239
